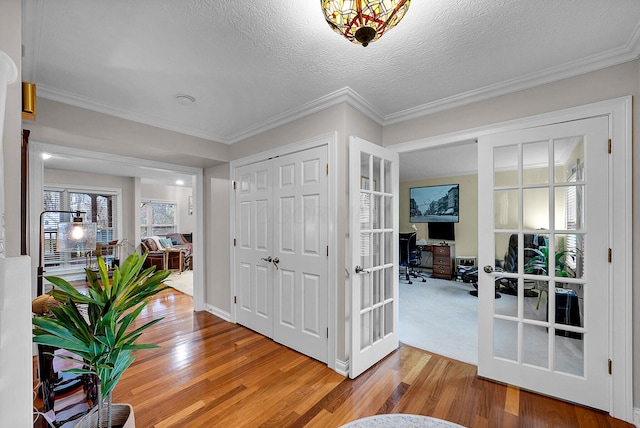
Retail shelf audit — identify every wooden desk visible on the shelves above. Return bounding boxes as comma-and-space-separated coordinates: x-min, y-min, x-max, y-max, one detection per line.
417, 244, 454, 280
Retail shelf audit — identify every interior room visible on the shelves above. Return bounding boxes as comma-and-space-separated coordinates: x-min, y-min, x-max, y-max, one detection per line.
37, 149, 197, 297
0, 1, 638, 427
397, 141, 481, 364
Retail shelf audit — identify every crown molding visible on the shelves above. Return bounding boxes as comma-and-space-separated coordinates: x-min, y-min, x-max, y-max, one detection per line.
35, 84, 230, 143
34, 23, 640, 145
225, 87, 385, 143
384, 28, 640, 126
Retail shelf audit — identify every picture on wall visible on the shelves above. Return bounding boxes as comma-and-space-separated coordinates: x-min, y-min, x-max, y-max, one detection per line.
410, 184, 459, 223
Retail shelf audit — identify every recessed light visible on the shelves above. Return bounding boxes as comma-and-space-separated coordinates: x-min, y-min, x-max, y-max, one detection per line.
176, 180, 184, 186
42, 153, 52, 160
176, 94, 195, 106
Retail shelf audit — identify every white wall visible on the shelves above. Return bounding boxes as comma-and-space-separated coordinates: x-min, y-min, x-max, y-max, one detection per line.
204, 164, 231, 316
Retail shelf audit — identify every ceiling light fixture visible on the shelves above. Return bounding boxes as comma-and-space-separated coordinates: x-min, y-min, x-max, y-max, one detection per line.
321, 0, 410, 47
176, 94, 196, 106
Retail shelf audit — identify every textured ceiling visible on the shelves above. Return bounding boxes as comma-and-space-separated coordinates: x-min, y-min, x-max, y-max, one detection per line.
23, 0, 640, 149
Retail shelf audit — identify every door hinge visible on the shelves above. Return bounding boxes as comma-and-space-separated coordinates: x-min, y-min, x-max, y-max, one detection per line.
608, 359, 612, 374
326, 163, 329, 175
233, 238, 237, 247
608, 138, 612, 154
234, 296, 237, 304
326, 246, 329, 257
326, 327, 329, 338
233, 180, 237, 190
608, 248, 612, 263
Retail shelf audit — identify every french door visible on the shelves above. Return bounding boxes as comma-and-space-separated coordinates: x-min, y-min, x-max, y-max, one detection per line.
477, 117, 610, 410
349, 137, 399, 378
235, 146, 329, 363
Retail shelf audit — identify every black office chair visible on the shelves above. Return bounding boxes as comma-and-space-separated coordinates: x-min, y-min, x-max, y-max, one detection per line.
399, 232, 426, 284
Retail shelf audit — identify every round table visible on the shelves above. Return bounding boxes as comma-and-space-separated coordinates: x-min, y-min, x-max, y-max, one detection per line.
340, 414, 465, 428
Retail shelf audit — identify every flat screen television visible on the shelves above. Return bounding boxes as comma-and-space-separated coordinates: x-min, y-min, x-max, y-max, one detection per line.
409, 184, 459, 223
428, 222, 455, 241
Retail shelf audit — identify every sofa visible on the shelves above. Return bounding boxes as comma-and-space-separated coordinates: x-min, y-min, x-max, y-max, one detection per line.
140, 236, 191, 272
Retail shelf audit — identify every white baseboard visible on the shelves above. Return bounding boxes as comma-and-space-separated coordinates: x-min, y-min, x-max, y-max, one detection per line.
334, 358, 349, 377
633, 407, 640, 427
205, 304, 231, 322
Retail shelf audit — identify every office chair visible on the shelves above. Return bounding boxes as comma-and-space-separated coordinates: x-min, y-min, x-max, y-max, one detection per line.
399, 232, 426, 284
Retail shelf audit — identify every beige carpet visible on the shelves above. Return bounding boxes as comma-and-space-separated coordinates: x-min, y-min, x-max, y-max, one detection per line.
165, 270, 193, 296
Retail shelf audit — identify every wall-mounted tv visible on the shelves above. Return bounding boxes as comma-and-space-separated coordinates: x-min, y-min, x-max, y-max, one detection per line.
409, 184, 459, 223
428, 222, 455, 241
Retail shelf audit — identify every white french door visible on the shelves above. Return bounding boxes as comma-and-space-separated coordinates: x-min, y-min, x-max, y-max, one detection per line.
477, 117, 610, 410
234, 146, 329, 363
349, 137, 399, 379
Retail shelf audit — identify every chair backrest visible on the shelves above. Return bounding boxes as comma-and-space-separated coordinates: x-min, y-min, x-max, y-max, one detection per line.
503, 233, 548, 273
399, 232, 417, 265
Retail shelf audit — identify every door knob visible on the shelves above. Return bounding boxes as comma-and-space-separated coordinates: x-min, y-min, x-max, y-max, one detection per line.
355, 265, 371, 274
272, 257, 279, 270
261, 256, 272, 263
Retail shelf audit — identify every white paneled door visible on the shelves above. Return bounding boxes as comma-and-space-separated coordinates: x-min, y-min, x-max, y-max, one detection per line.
477, 117, 610, 410
235, 146, 329, 363
349, 137, 399, 379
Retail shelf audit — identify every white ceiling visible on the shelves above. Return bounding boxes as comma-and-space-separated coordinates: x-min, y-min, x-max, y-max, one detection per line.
22, 0, 640, 181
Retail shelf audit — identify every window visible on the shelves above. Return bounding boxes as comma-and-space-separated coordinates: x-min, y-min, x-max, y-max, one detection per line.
43, 187, 119, 272
140, 200, 177, 238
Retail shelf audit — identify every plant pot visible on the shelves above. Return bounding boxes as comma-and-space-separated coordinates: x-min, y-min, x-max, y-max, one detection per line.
75, 403, 135, 428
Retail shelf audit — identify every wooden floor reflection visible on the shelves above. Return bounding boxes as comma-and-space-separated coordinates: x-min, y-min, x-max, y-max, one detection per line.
36, 288, 633, 428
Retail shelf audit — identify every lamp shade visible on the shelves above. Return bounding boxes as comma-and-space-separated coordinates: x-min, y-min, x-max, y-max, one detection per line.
321, 0, 410, 47
57, 222, 97, 252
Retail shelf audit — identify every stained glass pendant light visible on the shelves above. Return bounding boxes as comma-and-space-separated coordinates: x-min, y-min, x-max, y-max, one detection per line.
321, 0, 411, 47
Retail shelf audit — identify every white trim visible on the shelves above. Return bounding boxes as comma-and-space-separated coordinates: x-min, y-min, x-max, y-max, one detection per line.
29, 21, 640, 146
227, 88, 384, 144
205, 304, 231, 323
389, 96, 633, 423
334, 358, 349, 377
633, 407, 640, 428
140, 198, 179, 238
29, 142, 206, 313
0, 50, 18, 85
229, 132, 339, 371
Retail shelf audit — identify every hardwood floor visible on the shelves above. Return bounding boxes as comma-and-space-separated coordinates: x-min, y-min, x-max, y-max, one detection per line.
35, 288, 633, 427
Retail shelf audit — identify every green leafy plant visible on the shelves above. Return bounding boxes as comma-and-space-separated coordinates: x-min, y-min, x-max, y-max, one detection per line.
32, 251, 170, 428
525, 245, 575, 278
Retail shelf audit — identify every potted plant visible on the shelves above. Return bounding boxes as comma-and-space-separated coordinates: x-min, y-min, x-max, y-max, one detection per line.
32, 251, 171, 428
525, 245, 576, 309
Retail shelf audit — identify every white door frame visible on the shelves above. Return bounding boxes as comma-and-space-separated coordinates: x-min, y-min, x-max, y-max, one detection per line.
28, 142, 206, 312
389, 96, 633, 423
229, 132, 339, 370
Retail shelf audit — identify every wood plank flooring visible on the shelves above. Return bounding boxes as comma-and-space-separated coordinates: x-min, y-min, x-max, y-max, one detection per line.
35, 288, 633, 428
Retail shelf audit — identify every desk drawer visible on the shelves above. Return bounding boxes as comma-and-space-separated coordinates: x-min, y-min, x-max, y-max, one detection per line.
433, 256, 450, 266
433, 246, 450, 256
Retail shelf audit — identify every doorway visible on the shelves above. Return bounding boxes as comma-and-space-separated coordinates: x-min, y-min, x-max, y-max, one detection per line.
28, 142, 205, 311
391, 97, 633, 421
397, 142, 480, 365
